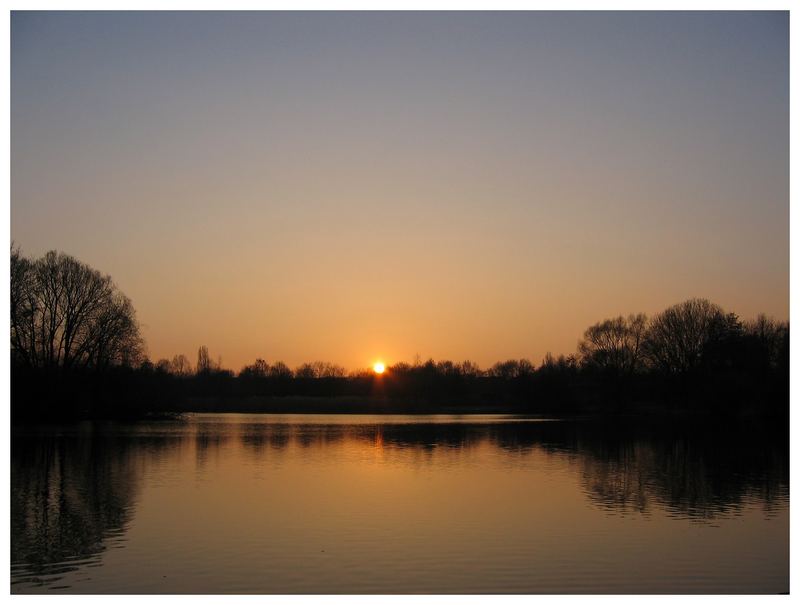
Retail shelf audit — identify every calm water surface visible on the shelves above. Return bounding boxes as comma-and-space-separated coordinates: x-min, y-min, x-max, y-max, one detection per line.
11, 413, 788, 593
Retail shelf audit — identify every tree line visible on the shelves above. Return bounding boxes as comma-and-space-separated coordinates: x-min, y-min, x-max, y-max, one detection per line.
10, 248, 788, 419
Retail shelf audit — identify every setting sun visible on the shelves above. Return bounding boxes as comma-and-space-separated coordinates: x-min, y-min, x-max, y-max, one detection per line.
373, 362, 386, 374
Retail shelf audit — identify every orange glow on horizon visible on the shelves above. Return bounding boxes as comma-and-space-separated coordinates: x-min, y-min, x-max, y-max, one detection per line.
10, 13, 788, 372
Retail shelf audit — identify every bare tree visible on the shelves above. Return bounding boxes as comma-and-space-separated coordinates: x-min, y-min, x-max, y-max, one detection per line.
10, 248, 144, 370
295, 362, 316, 379
578, 313, 648, 374
240, 358, 269, 378
196, 346, 212, 374
318, 362, 347, 378
170, 354, 192, 376
458, 360, 483, 378
267, 361, 293, 379
488, 359, 535, 378
292, 361, 347, 379
643, 298, 728, 374
540, 352, 578, 370
10, 245, 35, 367
743, 314, 789, 369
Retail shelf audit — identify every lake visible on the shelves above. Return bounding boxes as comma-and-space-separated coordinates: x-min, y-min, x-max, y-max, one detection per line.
10, 413, 789, 594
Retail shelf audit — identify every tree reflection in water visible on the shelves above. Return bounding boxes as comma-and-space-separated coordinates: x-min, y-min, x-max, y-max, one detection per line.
11, 415, 788, 590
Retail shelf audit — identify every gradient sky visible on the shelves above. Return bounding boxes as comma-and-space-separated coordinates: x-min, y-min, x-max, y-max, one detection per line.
11, 11, 789, 371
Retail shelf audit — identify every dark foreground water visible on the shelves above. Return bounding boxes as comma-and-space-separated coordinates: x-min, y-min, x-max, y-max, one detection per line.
11, 413, 788, 594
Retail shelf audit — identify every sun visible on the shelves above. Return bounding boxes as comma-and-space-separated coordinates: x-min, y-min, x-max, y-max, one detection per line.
373, 362, 386, 374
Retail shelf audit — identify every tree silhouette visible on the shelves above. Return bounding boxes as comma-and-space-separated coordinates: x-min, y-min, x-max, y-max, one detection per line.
488, 359, 534, 379
169, 354, 192, 376
10, 247, 144, 370
196, 346, 212, 375
643, 298, 728, 375
240, 358, 269, 379
743, 314, 788, 370
578, 313, 647, 375
268, 361, 293, 379
9, 246, 788, 418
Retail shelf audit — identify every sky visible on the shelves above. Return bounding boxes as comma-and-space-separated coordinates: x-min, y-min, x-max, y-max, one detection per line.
11, 11, 789, 372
